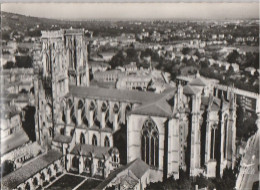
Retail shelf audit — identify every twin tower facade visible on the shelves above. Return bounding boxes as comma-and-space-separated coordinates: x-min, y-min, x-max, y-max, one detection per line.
33, 29, 89, 147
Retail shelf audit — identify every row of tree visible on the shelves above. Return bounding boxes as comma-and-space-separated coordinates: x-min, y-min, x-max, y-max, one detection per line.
146, 168, 237, 190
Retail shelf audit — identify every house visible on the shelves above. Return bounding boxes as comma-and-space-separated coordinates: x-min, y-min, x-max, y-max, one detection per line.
221, 62, 230, 71
231, 63, 240, 72
99, 51, 117, 62
124, 62, 138, 72
89, 61, 111, 74
244, 67, 256, 76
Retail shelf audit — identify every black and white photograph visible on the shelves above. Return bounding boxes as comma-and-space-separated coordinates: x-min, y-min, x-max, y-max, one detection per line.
0, 2, 259, 190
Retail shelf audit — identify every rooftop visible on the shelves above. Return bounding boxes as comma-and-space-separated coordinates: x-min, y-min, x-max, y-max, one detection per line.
1, 129, 30, 155
130, 90, 175, 118
96, 158, 149, 189
53, 134, 72, 144
68, 85, 162, 104
189, 77, 208, 86
183, 85, 201, 95
2, 150, 62, 189
70, 144, 112, 159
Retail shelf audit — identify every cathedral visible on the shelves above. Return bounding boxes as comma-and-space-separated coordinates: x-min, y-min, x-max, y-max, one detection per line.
33, 28, 237, 182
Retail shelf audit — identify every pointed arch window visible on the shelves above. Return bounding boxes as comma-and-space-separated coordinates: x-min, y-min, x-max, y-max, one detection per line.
101, 102, 107, 112
70, 106, 77, 125
92, 134, 97, 146
82, 107, 88, 126
68, 99, 73, 108
141, 119, 159, 168
60, 128, 65, 135
72, 156, 79, 169
113, 104, 119, 114
104, 136, 110, 147
80, 133, 85, 144
89, 101, 95, 111
78, 100, 84, 110
210, 124, 218, 160
125, 105, 131, 114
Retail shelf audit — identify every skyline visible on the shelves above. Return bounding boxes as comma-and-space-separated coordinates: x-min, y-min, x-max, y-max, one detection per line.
1, 3, 259, 20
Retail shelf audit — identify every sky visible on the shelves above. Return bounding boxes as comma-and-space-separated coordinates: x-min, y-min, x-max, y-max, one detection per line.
1, 3, 259, 20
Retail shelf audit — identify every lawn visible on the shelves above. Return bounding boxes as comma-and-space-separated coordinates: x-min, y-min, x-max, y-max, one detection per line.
76, 179, 101, 190
46, 174, 85, 190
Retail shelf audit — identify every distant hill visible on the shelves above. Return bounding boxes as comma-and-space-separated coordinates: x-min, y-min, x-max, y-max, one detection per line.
1, 11, 127, 38
1, 11, 85, 32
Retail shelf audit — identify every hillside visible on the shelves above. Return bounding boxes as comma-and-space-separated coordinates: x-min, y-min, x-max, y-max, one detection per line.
1, 11, 131, 39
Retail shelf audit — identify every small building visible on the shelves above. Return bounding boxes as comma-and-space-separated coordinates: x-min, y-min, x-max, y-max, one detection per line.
67, 144, 120, 178
93, 70, 125, 83
231, 63, 240, 73
89, 61, 111, 74
1, 150, 63, 190
116, 75, 152, 91
99, 51, 117, 62
244, 67, 256, 76
124, 62, 138, 72
96, 158, 150, 190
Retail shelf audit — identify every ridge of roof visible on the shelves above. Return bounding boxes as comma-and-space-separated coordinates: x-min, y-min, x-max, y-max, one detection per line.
68, 85, 161, 104
189, 77, 208, 86
130, 91, 174, 118
96, 158, 149, 190
183, 85, 201, 95
2, 150, 62, 189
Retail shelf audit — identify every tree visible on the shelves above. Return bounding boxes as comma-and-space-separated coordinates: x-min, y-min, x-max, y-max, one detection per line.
194, 50, 202, 59
3, 61, 16, 69
227, 50, 240, 63
193, 175, 215, 189
182, 47, 192, 55
0, 160, 15, 177
109, 51, 125, 69
236, 105, 257, 140
200, 60, 209, 68
146, 169, 192, 190
213, 168, 237, 190
15, 56, 33, 68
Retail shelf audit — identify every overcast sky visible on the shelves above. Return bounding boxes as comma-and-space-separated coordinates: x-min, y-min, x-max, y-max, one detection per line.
1, 3, 259, 20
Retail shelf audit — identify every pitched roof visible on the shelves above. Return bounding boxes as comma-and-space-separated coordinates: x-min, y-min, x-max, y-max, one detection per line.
2, 150, 62, 189
1, 129, 30, 155
130, 97, 173, 118
96, 158, 149, 190
70, 144, 112, 159
183, 85, 201, 95
200, 96, 228, 111
53, 134, 72, 143
68, 85, 161, 104
189, 77, 208, 86
130, 89, 175, 118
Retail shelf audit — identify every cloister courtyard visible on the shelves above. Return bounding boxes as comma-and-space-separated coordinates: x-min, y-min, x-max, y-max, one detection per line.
44, 173, 101, 190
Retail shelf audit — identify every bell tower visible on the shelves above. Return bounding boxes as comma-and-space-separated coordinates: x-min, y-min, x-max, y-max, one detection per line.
64, 28, 89, 87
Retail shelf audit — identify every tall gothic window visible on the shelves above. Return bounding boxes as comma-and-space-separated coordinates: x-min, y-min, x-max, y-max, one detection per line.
141, 119, 159, 168
224, 115, 228, 159
78, 100, 84, 110
104, 136, 110, 147
92, 135, 97, 146
210, 124, 218, 160
80, 133, 85, 144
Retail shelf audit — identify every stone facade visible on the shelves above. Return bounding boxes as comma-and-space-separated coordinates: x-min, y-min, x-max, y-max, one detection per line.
33, 29, 237, 184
